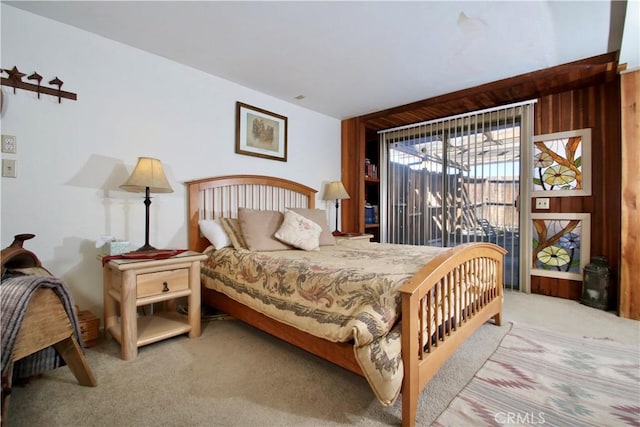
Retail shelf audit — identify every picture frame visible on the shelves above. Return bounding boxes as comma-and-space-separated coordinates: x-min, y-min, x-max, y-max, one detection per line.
530, 213, 591, 281
235, 102, 287, 162
532, 128, 591, 197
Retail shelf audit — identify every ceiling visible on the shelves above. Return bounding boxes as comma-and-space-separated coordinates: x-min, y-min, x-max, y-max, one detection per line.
5, 1, 631, 120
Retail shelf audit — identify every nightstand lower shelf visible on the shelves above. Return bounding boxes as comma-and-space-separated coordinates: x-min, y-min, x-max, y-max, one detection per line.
107, 312, 192, 348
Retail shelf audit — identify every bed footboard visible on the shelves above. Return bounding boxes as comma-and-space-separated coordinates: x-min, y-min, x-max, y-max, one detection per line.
398, 242, 507, 427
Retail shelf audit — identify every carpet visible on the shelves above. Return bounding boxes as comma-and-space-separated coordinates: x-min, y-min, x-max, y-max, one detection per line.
433, 322, 640, 427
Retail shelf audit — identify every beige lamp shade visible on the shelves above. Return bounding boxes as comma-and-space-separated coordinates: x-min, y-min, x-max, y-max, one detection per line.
323, 181, 350, 234
323, 181, 350, 200
120, 157, 173, 193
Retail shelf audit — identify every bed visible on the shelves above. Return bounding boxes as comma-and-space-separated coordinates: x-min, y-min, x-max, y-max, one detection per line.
186, 174, 506, 427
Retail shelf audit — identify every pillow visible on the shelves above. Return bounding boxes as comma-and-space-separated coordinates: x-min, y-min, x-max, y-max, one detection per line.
237, 208, 292, 251
275, 210, 322, 251
198, 219, 231, 249
219, 218, 248, 250
289, 208, 336, 246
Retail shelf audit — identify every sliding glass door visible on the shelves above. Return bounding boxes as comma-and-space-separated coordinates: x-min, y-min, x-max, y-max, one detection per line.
380, 102, 535, 290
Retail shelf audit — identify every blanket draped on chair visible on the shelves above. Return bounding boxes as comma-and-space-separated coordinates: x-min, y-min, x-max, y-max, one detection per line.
0, 275, 84, 393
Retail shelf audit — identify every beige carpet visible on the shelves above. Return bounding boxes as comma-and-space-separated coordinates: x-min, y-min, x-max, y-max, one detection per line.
6, 318, 507, 426
6, 292, 637, 426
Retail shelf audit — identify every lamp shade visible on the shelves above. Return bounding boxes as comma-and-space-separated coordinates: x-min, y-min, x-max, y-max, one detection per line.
120, 157, 173, 193
323, 181, 350, 200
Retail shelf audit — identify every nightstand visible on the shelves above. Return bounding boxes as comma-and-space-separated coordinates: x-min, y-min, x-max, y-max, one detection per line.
101, 251, 207, 360
334, 233, 374, 241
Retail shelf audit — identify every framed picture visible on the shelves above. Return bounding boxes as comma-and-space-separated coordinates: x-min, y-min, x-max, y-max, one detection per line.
236, 102, 287, 162
532, 128, 591, 197
530, 213, 590, 281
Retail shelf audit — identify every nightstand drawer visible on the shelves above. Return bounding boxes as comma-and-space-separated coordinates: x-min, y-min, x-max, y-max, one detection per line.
136, 268, 189, 298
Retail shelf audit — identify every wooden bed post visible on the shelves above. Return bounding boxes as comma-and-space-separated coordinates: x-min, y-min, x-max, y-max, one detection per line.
493, 266, 504, 327
401, 290, 420, 427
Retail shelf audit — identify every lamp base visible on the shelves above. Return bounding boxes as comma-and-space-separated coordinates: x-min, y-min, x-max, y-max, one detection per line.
135, 243, 157, 252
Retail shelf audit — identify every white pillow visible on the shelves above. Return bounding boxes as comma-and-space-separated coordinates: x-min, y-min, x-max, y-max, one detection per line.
274, 210, 322, 251
198, 219, 231, 249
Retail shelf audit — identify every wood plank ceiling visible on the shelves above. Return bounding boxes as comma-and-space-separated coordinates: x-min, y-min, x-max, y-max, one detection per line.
356, 52, 619, 131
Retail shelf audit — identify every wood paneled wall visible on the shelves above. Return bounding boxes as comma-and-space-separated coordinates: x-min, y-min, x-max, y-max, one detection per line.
620, 69, 640, 320
531, 79, 622, 307
342, 53, 637, 316
341, 119, 366, 234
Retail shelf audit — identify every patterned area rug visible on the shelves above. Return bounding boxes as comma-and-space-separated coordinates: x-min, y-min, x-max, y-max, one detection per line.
433, 322, 640, 426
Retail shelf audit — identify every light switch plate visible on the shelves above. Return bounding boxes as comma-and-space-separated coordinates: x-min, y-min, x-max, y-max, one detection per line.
1, 134, 16, 153
2, 159, 16, 177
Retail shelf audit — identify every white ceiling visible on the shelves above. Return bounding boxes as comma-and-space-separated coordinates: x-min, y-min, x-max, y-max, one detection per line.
5, 1, 631, 120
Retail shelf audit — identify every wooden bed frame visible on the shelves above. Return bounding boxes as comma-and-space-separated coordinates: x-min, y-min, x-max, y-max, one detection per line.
186, 174, 506, 427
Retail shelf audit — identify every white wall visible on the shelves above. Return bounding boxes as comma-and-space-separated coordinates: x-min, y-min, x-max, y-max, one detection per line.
620, 0, 639, 72
0, 5, 341, 316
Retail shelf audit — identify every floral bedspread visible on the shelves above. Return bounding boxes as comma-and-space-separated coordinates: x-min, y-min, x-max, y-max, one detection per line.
201, 239, 444, 405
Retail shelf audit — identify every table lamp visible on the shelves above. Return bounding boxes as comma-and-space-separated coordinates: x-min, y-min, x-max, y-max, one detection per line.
120, 157, 173, 251
323, 181, 350, 235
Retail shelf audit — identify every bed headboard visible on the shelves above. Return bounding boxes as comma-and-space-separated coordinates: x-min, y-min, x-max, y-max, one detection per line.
186, 175, 317, 252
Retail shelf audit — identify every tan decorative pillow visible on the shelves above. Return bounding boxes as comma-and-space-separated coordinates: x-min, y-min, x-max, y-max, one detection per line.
238, 208, 292, 251
219, 218, 247, 250
289, 208, 336, 246
275, 210, 322, 251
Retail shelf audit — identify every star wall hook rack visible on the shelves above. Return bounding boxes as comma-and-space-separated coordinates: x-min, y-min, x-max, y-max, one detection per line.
1, 66, 77, 102
27, 72, 43, 98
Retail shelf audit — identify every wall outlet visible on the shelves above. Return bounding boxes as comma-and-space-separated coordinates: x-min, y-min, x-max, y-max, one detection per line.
2, 159, 16, 177
1, 134, 16, 153
535, 197, 550, 209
